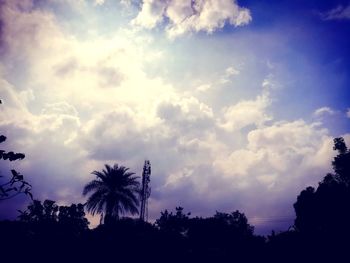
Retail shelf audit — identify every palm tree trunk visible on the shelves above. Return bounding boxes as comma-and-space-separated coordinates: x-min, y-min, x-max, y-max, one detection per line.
115, 203, 119, 220
105, 201, 113, 225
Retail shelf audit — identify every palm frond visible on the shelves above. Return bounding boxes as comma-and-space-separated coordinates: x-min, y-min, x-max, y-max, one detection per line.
91, 170, 106, 181
85, 189, 106, 215
82, 180, 103, 196
118, 194, 139, 215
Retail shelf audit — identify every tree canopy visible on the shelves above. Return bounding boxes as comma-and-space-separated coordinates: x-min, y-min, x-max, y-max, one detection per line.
83, 163, 140, 224
294, 137, 350, 235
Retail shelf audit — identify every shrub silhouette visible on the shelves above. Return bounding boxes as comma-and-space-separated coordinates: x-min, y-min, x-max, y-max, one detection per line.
18, 199, 89, 236
0, 135, 32, 201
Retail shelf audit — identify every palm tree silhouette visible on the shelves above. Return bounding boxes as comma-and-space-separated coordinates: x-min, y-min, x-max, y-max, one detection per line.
83, 164, 140, 224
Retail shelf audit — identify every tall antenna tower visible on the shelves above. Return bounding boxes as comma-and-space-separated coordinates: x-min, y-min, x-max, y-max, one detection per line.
140, 160, 151, 221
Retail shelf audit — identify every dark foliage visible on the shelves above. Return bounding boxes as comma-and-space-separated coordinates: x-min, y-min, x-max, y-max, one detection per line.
1, 208, 264, 263
155, 207, 263, 262
270, 136, 350, 263
18, 199, 89, 232
0, 135, 32, 201
155, 206, 191, 234
294, 137, 350, 236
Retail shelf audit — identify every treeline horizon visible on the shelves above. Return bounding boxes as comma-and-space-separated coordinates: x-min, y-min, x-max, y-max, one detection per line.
0, 136, 349, 262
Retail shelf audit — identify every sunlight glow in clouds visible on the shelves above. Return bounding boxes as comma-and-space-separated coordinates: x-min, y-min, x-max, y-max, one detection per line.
1, 0, 349, 234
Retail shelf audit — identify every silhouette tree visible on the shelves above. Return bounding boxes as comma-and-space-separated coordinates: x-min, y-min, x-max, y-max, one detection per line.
18, 199, 89, 233
294, 137, 350, 235
18, 199, 58, 223
155, 207, 260, 261
0, 135, 32, 201
83, 164, 140, 224
332, 137, 350, 185
213, 210, 254, 236
155, 206, 191, 235
58, 203, 89, 232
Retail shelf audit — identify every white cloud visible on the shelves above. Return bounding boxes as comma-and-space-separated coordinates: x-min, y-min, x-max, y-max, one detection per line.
196, 65, 241, 91
219, 66, 240, 84
313, 106, 335, 117
213, 120, 335, 220
132, 0, 252, 38
346, 108, 350, 118
157, 96, 214, 134
225, 66, 240, 77
94, 0, 105, 6
0, 78, 27, 111
220, 91, 272, 131
42, 102, 78, 116
132, 0, 168, 29
196, 83, 212, 92
320, 5, 350, 20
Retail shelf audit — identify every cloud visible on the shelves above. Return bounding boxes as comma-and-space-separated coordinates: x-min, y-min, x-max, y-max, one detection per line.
196, 83, 212, 92
0, 0, 67, 60
53, 58, 79, 77
225, 66, 240, 77
80, 107, 160, 161
97, 66, 125, 87
42, 101, 78, 116
219, 78, 273, 131
219, 66, 240, 84
220, 94, 271, 131
132, 0, 167, 29
157, 96, 215, 135
215, 120, 333, 180
320, 5, 350, 21
212, 120, 336, 228
313, 106, 335, 117
196, 65, 241, 91
94, 0, 105, 6
132, 0, 252, 38
347, 108, 350, 118
0, 78, 27, 111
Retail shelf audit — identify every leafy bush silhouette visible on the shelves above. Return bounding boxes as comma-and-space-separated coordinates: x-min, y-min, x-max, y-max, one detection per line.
155, 207, 263, 261
0, 135, 32, 201
155, 206, 191, 235
18, 199, 89, 234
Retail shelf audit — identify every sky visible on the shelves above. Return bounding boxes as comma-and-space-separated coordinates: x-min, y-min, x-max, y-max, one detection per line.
0, 0, 350, 235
